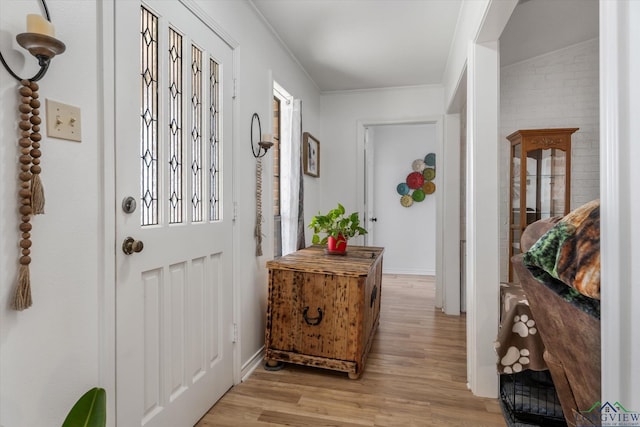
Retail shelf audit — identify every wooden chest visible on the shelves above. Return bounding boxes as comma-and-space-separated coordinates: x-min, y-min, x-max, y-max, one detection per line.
265, 245, 384, 379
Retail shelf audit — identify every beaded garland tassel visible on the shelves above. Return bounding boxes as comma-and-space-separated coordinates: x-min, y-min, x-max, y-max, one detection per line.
254, 157, 263, 256
14, 79, 46, 310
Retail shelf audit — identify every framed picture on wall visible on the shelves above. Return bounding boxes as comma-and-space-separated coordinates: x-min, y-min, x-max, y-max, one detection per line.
303, 132, 320, 177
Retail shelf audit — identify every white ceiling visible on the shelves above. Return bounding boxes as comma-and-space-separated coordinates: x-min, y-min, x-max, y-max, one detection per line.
250, 0, 462, 92
250, 0, 599, 93
500, 0, 598, 67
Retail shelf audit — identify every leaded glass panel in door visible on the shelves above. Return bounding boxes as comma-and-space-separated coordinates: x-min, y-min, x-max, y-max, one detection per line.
140, 10, 222, 227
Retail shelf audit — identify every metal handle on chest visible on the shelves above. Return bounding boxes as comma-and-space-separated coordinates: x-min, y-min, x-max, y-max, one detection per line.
302, 306, 323, 326
370, 285, 378, 308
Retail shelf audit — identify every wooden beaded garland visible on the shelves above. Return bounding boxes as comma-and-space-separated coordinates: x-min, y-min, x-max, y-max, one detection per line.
19, 205, 32, 216
13, 79, 45, 310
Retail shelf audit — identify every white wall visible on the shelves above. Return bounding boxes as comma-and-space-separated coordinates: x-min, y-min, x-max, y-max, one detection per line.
499, 39, 600, 280
0, 0, 321, 425
0, 1, 101, 425
369, 124, 437, 275
319, 85, 444, 224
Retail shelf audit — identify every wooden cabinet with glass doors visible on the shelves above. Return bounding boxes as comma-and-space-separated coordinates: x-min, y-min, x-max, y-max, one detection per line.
507, 128, 578, 280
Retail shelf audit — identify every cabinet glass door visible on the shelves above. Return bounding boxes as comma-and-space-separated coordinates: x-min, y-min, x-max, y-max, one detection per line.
510, 143, 522, 256
525, 148, 566, 223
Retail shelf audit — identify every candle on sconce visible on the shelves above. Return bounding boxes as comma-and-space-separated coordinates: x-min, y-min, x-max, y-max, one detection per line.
261, 133, 272, 143
27, 14, 55, 37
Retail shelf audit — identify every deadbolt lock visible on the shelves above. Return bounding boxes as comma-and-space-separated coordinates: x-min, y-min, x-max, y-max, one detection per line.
122, 196, 137, 214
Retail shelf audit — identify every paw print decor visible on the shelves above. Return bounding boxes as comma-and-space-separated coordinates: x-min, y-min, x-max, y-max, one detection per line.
396, 152, 436, 207
499, 315, 537, 373
512, 314, 537, 337
500, 346, 531, 373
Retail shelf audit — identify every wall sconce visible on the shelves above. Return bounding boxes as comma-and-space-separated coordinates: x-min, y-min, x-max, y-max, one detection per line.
250, 113, 272, 257
250, 113, 273, 158
0, 1, 66, 82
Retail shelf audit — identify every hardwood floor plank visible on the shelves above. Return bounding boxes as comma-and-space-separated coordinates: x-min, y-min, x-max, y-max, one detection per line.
258, 409, 372, 427
196, 274, 505, 426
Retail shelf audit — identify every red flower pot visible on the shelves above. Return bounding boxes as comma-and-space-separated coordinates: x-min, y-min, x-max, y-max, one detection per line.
327, 234, 347, 253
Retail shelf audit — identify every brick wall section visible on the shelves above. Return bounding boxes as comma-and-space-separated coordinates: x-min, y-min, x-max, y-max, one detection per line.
499, 38, 600, 281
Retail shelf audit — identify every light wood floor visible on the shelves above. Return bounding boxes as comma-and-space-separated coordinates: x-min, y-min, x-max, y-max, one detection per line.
196, 274, 506, 426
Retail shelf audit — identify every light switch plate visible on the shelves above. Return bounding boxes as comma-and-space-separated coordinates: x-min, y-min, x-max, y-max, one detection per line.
46, 99, 82, 142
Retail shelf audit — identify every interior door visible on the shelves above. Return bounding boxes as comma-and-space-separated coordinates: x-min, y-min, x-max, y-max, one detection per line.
115, 1, 235, 426
364, 127, 376, 245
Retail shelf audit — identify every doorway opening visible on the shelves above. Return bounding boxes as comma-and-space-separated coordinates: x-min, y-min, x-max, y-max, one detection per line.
273, 82, 297, 257
364, 123, 437, 275
272, 94, 282, 258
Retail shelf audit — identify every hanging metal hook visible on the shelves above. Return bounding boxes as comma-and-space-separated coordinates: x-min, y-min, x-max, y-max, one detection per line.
0, 0, 65, 82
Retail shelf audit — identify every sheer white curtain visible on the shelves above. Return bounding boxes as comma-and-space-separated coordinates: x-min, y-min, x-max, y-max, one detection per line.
280, 98, 302, 255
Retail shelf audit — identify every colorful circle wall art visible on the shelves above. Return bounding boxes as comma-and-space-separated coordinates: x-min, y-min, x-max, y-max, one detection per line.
400, 194, 413, 207
425, 152, 436, 167
423, 181, 436, 194
396, 182, 409, 195
406, 172, 424, 189
412, 159, 426, 172
397, 152, 436, 207
412, 189, 425, 202
423, 168, 435, 181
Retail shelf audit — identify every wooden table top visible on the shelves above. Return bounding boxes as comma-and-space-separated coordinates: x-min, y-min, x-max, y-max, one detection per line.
266, 245, 384, 277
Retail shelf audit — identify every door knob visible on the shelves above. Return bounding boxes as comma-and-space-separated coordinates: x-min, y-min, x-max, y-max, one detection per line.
370, 217, 377, 222
122, 236, 144, 255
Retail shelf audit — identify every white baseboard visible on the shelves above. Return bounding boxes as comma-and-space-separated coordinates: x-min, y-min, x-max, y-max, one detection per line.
383, 268, 436, 276
240, 346, 265, 382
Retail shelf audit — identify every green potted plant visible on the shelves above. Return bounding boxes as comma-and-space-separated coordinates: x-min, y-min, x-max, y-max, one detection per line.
309, 203, 368, 253
62, 387, 106, 427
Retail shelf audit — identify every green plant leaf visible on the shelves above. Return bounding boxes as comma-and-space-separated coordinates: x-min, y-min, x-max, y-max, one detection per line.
61, 387, 106, 427
308, 203, 367, 244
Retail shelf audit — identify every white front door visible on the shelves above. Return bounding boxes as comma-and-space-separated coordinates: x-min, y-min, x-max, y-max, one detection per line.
115, 1, 235, 426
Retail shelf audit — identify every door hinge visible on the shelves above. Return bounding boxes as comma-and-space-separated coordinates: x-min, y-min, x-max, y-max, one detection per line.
232, 323, 238, 343
233, 201, 238, 221
233, 78, 237, 99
